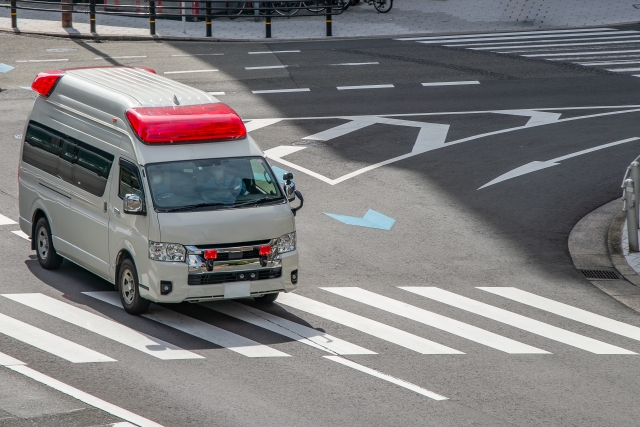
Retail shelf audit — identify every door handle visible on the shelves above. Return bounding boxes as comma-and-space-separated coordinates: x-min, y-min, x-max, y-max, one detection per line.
113, 207, 121, 215
103, 201, 108, 213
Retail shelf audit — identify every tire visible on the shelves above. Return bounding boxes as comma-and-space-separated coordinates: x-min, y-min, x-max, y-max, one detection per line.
253, 292, 279, 304
118, 259, 150, 315
35, 217, 63, 270
373, 0, 391, 12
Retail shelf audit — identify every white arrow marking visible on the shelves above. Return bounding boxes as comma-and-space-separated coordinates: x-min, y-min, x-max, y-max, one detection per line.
479, 137, 640, 189
497, 110, 562, 127
245, 119, 283, 132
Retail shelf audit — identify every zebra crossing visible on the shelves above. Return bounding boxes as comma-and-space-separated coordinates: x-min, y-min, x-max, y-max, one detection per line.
396, 28, 640, 77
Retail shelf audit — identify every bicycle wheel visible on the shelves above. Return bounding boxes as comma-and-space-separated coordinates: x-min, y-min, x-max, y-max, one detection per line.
273, 1, 301, 15
227, 1, 246, 18
303, 0, 327, 13
373, 0, 391, 13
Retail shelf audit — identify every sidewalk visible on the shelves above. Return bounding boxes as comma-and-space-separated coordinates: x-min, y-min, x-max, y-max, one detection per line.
1, 0, 640, 41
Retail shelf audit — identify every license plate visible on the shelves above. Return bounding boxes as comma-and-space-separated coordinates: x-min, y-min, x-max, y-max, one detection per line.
224, 281, 251, 299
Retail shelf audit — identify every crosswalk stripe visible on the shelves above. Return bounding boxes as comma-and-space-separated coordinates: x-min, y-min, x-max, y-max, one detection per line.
467, 39, 640, 50
201, 301, 376, 355
0, 214, 17, 225
85, 292, 289, 358
522, 49, 640, 57
577, 60, 640, 66
0, 350, 26, 366
606, 67, 640, 72
419, 31, 638, 45
400, 287, 636, 355
451, 34, 640, 47
324, 356, 448, 400
479, 287, 640, 343
4, 293, 202, 360
0, 312, 115, 363
321, 287, 549, 354
395, 28, 617, 41
276, 293, 464, 354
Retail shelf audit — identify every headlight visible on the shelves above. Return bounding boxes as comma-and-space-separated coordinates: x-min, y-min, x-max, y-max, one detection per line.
149, 241, 186, 262
276, 232, 296, 254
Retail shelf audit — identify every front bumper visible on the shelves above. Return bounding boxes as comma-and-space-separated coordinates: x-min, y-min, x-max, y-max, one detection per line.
139, 250, 298, 303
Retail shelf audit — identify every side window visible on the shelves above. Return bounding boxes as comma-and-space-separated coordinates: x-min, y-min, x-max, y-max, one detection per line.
119, 161, 145, 200
22, 122, 60, 177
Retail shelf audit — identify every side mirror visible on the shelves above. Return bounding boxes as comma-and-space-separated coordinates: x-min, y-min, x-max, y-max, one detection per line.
291, 190, 304, 216
123, 194, 144, 215
283, 173, 296, 202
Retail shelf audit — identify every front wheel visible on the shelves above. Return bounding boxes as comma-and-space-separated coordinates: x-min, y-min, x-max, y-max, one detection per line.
35, 218, 63, 270
118, 259, 150, 315
374, 0, 391, 12
253, 292, 279, 304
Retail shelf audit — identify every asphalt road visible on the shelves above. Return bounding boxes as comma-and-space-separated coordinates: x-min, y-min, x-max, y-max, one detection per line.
2, 28, 640, 427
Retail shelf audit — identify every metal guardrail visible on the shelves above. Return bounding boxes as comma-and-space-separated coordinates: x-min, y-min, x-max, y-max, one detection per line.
1, 0, 346, 38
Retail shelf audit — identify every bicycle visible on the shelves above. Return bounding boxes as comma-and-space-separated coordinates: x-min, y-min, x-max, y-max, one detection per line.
355, 0, 392, 13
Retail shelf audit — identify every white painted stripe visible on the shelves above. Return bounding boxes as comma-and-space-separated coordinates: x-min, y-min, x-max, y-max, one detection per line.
163, 69, 218, 74
7, 364, 165, 427
16, 59, 69, 63
0, 351, 26, 366
85, 292, 289, 358
94, 56, 147, 60
207, 91, 226, 95
112, 423, 138, 427
401, 287, 636, 354
11, 230, 30, 240
421, 81, 480, 86
245, 118, 284, 132
467, 39, 640, 50
249, 50, 300, 54
245, 65, 288, 70
606, 67, 640, 72
171, 53, 223, 56
252, 88, 310, 94
322, 287, 549, 354
449, 33, 640, 47
549, 54, 640, 61
0, 312, 115, 363
479, 287, 640, 343
4, 293, 202, 360
396, 28, 617, 41
521, 49, 640, 57
578, 60, 640, 66
264, 145, 306, 157
202, 301, 376, 355
276, 293, 463, 354
0, 214, 17, 225
330, 62, 379, 66
337, 84, 394, 90
324, 356, 448, 400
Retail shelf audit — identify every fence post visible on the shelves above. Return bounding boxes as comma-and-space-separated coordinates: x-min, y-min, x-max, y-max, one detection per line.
624, 178, 639, 252
265, 2, 271, 38
631, 161, 640, 226
89, 0, 96, 33
149, 0, 156, 35
61, 0, 73, 28
10, 0, 17, 29
205, 1, 211, 37
325, 2, 332, 36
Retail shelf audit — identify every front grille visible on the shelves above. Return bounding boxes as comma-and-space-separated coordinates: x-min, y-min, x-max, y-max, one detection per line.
216, 249, 259, 261
580, 269, 620, 280
188, 268, 282, 285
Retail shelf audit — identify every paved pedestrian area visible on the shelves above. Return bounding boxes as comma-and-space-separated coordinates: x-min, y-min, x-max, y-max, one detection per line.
1, 0, 640, 40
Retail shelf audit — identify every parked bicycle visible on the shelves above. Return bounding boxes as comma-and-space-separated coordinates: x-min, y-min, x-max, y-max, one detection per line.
226, 1, 349, 18
345, 0, 392, 13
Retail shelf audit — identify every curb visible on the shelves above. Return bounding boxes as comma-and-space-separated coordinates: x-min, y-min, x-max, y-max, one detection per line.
568, 199, 640, 314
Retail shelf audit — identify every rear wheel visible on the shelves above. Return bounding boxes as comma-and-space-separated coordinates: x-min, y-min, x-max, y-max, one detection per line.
35, 218, 63, 270
118, 259, 150, 315
373, 0, 391, 12
253, 292, 279, 304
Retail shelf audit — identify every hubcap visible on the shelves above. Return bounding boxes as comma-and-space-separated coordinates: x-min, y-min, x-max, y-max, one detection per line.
121, 269, 135, 305
37, 227, 49, 261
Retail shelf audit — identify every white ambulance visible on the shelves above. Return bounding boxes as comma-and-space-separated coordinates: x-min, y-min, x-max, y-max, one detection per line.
18, 66, 302, 314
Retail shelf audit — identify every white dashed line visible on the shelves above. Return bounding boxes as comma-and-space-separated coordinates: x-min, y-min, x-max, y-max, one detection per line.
163, 69, 219, 74
330, 62, 379, 66
252, 88, 310, 94
171, 53, 224, 57
11, 231, 30, 240
421, 81, 480, 86
245, 65, 289, 70
248, 50, 300, 54
337, 84, 394, 90
16, 59, 69, 63
94, 55, 147, 60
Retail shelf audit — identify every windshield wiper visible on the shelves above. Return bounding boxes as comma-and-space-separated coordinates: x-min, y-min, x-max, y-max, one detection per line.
157, 202, 226, 213
232, 197, 283, 209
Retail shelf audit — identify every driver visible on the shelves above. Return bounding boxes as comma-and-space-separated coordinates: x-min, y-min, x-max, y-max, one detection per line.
202, 162, 245, 198
148, 168, 173, 199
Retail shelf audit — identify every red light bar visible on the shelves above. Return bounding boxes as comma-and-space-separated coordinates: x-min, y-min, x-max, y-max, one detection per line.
258, 245, 271, 257
204, 249, 218, 260
31, 70, 65, 97
125, 103, 247, 144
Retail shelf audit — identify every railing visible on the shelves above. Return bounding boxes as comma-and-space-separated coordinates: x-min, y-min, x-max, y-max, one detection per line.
622, 160, 640, 251
1, 0, 346, 38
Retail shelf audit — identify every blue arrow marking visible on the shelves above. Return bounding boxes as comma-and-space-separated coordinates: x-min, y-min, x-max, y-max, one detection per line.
0, 64, 14, 74
270, 165, 293, 183
324, 209, 395, 230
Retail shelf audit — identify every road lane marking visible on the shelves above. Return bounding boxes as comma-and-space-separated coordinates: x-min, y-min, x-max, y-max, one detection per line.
245, 118, 284, 132
207, 91, 226, 95
11, 230, 30, 240
249, 50, 300, 54
330, 62, 379, 66
400, 287, 636, 354
0, 214, 17, 225
337, 84, 394, 90
449, 33, 640, 46
0, 351, 26, 366
16, 59, 69, 63
577, 60, 640, 65
0, 312, 115, 363
0, 63, 14, 73
163, 69, 218, 74
468, 39, 640, 50
324, 356, 448, 400
85, 291, 289, 358
245, 65, 288, 70
550, 54, 640, 61
276, 293, 464, 354
252, 88, 310, 94
421, 81, 480, 86
479, 137, 640, 189
479, 287, 640, 342
396, 28, 617, 41
521, 49, 640, 57
202, 301, 376, 355
322, 287, 549, 354
171, 53, 223, 56
324, 209, 396, 230
606, 67, 640, 72
4, 293, 203, 360
94, 56, 147, 60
